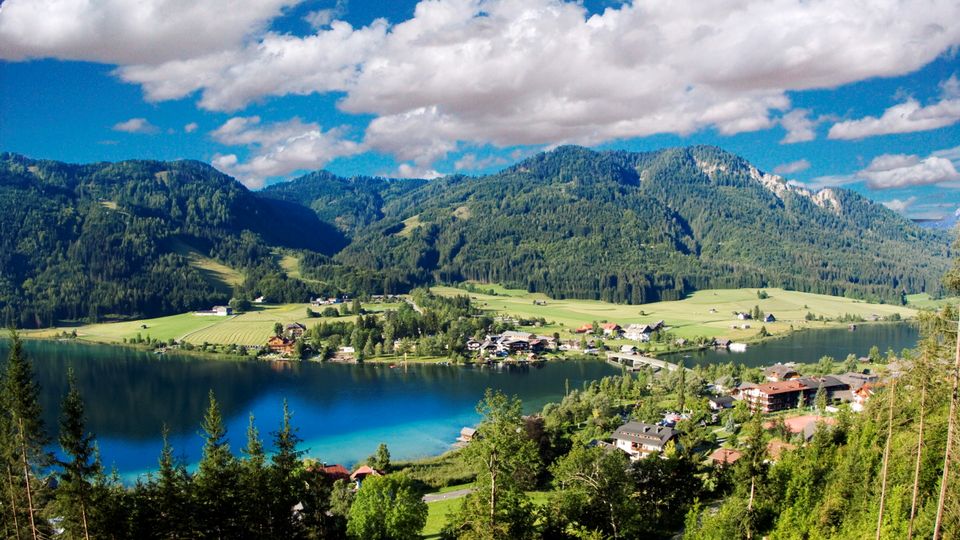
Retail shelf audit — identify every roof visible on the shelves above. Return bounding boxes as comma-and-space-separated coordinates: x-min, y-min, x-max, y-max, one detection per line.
708, 448, 743, 465
612, 421, 676, 447
500, 330, 536, 340
460, 427, 477, 437
350, 465, 383, 480
753, 380, 808, 396
286, 322, 307, 330
764, 363, 798, 378
601, 323, 621, 330
317, 464, 350, 480
766, 439, 796, 460
709, 395, 735, 407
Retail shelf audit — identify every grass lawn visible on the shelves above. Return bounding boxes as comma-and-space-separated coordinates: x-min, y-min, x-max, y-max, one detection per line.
434, 285, 917, 342
30, 302, 407, 347
906, 293, 958, 309
421, 489, 553, 538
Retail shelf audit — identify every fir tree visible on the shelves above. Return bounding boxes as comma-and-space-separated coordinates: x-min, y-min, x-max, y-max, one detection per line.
56, 369, 99, 540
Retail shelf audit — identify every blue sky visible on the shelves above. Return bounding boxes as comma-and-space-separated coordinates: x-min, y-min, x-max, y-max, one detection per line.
1, 0, 959, 220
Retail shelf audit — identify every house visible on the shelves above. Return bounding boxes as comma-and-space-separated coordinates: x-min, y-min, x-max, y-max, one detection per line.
620, 345, 639, 354
764, 313, 776, 323
611, 421, 677, 459
601, 323, 622, 337
195, 305, 233, 317
350, 465, 383, 486
741, 377, 851, 413
458, 427, 477, 443
466, 339, 482, 351
285, 322, 307, 339
707, 395, 735, 410
708, 448, 742, 466
851, 383, 876, 412
501, 330, 536, 341
338, 346, 356, 354
535, 335, 560, 350
574, 324, 595, 334
714, 338, 731, 349
675, 338, 688, 347
313, 464, 350, 482
764, 363, 800, 382
836, 371, 880, 391
736, 312, 752, 320
624, 324, 653, 341
267, 336, 296, 356
253, 296, 266, 304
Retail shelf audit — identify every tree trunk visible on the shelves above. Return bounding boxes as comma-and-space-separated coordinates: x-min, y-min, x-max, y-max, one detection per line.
908, 379, 926, 540
933, 315, 960, 540
5, 465, 21, 540
81, 499, 90, 540
746, 477, 756, 540
876, 379, 896, 540
16, 419, 37, 540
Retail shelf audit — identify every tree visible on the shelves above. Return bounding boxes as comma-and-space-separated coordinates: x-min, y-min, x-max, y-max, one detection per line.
346, 473, 426, 540
240, 413, 270, 537
193, 390, 240, 537
814, 383, 827, 412
550, 444, 637, 539
56, 369, 99, 540
352, 298, 363, 315
270, 399, 305, 537
868, 345, 882, 363
274, 322, 284, 337
367, 443, 390, 472
2, 330, 50, 540
446, 390, 540, 540
154, 426, 191, 539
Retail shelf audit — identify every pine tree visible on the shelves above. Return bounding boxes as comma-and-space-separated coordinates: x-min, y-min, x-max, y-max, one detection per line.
194, 390, 240, 538
56, 369, 99, 540
240, 413, 270, 537
155, 426, 191, 539
1, 331, 50, 540
270, 399, 305, 537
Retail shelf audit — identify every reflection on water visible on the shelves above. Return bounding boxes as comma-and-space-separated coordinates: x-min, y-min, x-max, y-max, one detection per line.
0, 340, 619, 478
665, 322, 919, 368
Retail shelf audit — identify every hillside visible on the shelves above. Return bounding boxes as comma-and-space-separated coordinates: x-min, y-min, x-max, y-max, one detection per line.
331, 146, 952, 304
0, 153, 346, 327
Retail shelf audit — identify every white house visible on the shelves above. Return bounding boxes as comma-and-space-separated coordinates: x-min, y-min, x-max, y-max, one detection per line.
611, 421, 677, 460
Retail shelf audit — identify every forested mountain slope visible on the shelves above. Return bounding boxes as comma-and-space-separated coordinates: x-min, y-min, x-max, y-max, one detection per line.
0, 153, 345, 327
332, 145, 951, 304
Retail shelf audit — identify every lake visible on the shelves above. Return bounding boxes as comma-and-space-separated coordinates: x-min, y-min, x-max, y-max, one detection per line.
665, 322, 919, 368
1, 322, 918, 480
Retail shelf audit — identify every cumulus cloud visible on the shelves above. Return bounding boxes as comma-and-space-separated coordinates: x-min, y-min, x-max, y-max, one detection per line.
828, 76, 960, 140
210, 116, 361, 188
856, 153, 960, 189
7, 0, 960, 170
779, 109, 817, 144
112, 117, 159, 134
0, 0, 297, 65
305, 0, 348, 29
454, 153, 508, 171
184, 122, 199, 133
772, 159, 811, 175
882, 196, 917, 213
393, 163, 443, 179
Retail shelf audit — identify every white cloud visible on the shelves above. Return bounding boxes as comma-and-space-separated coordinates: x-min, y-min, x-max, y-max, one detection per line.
882, 196, 917, 213
210, 116, 361, 188
0, 0, 298, 65
772, 159, 811, 175
6, 0, 960, 168
184, 122, 199, 133
828, 76, 960, 140
305, 0, 348, 29
112, 117, 159, 134
856, 153, 960, 189
779, 109, 817, 144
454, 153, 508, 171
394, 163, 442, 179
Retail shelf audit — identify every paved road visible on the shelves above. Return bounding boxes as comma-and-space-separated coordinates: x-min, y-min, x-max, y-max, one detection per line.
422, 488, 474, 503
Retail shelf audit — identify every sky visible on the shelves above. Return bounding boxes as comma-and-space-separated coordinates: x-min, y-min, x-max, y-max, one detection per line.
1, 0, 959, 221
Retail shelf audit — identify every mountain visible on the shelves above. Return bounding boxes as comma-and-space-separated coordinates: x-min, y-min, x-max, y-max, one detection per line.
0, 146, 951, 328
328, 145, 952, 304
0, 153, 346, 327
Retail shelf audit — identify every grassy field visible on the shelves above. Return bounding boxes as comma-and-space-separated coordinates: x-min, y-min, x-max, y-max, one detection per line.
29, 302, 406, 347
170, 239, 244, 292
906, 293, 959, 309
434, 285, 917, 342
422, 489, 552, 538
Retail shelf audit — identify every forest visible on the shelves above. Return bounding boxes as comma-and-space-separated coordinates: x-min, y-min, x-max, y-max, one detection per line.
0, 146, 952, 329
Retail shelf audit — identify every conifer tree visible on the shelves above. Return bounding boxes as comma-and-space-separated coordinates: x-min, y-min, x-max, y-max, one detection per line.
155, 425, 191, 538
194, 390, 240, 538
56, 369, 99, 540
270, 399, 305, 537
240, 413, 270, 537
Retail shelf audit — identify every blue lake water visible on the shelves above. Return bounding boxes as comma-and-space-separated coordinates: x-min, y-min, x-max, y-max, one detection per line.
0, 322, 919, 480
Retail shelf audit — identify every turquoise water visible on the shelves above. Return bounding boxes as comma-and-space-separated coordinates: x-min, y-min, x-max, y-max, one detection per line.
2, 340, 619, 480
0, 322, 919, 480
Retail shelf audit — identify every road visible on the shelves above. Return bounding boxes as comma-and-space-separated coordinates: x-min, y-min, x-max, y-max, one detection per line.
422, 487, 474, 503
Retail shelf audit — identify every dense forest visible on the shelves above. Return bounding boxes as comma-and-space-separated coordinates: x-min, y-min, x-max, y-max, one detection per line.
1, 146, 952, 328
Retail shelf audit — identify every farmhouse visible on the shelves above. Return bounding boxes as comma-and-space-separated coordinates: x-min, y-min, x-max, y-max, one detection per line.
195, 305, 233, 317
266, 336, 296, 356
611, 421, 677, 459
285, 322, 307, 339
574, 324, 594, 334
764, 363, 799, 382
736, 312, 752, 320
601, 323, 622, 337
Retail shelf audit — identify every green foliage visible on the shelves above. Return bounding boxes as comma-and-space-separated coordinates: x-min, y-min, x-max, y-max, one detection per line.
346, 473, 426, 540
367, 442, 391, 471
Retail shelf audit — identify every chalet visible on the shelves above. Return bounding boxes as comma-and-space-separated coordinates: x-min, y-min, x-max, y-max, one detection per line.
285, 322, 307, 339
708, 448, 742, 466
764, 313, 776, 323
574, 324, 594, 334
624, 323, 652, 341
502, 339, 530, 353
764, 363, 799, 382
267, 336, 296, 356
851, 383, 876, 412
601, 323, 623, 337
501, 330, 537, 341
736, 312, 752, 320
611, 421, 677, 460
742, 377, 850, 413
707, 395, 735, 410
714, 338, 731, 349
350, 465, 383, 487
466, 339, 482, 351
836, 371, 880, 391
536, 335, 560, 350
314, 464, 350, 482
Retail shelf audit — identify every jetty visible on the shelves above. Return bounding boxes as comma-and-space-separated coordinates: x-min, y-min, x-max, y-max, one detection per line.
606, 351, 690, 373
